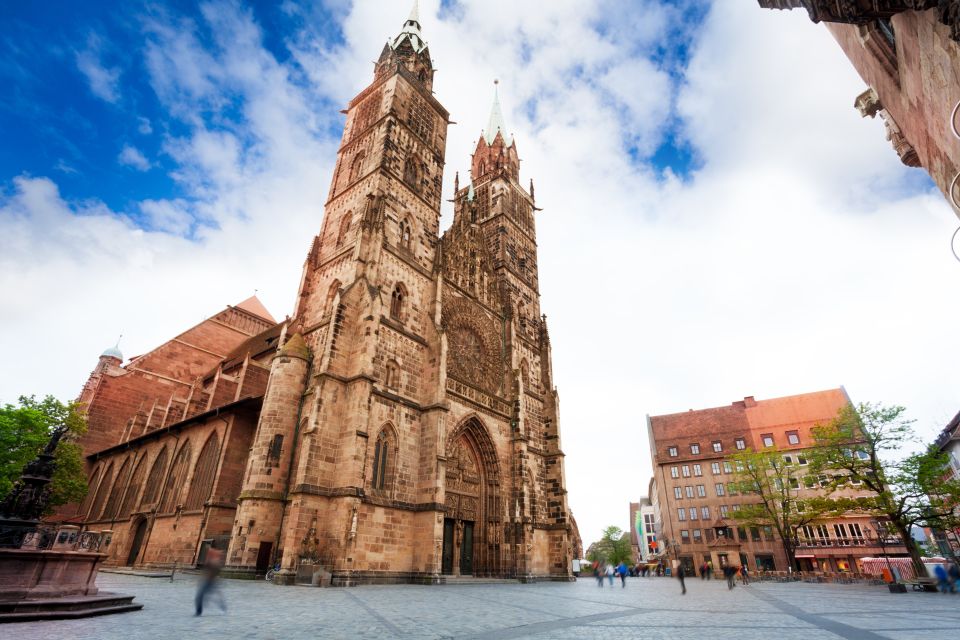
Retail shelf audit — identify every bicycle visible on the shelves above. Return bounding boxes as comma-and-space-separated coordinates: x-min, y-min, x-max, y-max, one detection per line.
265, 561, 281, 582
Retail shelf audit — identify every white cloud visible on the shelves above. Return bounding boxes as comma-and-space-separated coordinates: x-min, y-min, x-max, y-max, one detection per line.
75, 36, 121, 103
137, 117, 153, 135
3, 0, 960, 550
118, 145, 151, 171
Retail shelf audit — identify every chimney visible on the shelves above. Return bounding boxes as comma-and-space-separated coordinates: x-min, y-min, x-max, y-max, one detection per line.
743, 396, 757, 407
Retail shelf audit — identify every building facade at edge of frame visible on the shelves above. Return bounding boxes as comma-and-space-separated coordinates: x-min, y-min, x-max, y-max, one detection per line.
64, 2, 579, 586
646, 388, 908, 576
757, 2, 960, 220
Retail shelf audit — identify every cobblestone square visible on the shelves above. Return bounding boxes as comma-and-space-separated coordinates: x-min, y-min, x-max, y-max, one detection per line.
8, 574, 960, 639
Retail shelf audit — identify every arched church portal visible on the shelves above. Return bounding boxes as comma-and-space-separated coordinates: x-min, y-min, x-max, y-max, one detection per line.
443, 418, 501, 577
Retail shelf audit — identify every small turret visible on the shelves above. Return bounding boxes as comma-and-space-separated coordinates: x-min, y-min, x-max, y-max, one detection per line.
100, 337, 123, 363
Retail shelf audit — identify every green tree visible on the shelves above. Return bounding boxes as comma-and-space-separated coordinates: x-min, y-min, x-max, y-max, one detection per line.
0, 395, 88, 511
586, 526, 633, 565
728, 447, 839, 570
808, 402, 960, 579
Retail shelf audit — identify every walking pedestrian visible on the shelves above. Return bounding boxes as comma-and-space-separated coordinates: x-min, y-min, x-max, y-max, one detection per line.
605, 562, 615, 586
948, 562, 959, 593
617, 561, 628, 588
674, 560, 686, 595
724, 565, 736, 590
195, 548, 227, 616
706, 560, 713, 580
740, 564, 750, 585
934, 563, 952, 594
594, 562, 603, 587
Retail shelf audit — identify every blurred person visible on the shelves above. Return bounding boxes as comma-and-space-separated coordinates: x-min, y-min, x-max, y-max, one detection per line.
674, 559, 686, 595
934, 563, 952, 594
617, 561, 628, 588
195, 547, 227, 616
723, 564, 736, 590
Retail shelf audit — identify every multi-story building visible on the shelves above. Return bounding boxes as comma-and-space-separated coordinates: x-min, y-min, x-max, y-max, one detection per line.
628, 501, 641, 561
930, 411, 960, 557
633, 486, 659, 563
71, 2, 575, 585
647, 388, 907, 575
757, 2, 960, 220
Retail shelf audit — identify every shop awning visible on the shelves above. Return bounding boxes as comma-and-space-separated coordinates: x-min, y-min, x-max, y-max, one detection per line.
795, 554, 815, 559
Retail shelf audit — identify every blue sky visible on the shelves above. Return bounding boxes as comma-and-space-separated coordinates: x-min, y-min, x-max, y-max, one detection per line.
0, 0, 706, 232
2, 0, 959, 544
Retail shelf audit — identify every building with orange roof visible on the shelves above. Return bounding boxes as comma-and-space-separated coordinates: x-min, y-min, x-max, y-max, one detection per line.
648, 388, 907, 575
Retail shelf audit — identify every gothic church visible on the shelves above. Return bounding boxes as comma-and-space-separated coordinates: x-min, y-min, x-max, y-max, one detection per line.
70, 3, 576, 584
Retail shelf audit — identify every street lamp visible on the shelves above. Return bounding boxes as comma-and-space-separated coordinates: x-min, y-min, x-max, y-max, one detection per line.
868, 519, 906, 594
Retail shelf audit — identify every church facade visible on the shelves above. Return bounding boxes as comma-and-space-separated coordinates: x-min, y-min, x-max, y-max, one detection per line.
71, 4, 577, 585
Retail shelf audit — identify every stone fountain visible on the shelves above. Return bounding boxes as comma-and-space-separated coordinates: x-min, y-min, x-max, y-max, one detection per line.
0, 427, 141, 622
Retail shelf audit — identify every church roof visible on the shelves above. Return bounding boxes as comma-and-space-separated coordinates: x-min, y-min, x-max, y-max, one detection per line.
483, 81, 513, 146
233, 295, 276, 323
391, 0, 428, 54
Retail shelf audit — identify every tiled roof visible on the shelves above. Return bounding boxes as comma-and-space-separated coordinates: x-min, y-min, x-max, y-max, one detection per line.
234, 295, 276, 323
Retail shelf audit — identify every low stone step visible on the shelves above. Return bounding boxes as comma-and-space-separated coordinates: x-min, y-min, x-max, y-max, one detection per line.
0, 602, 143, 622
441, 577, 518, 585
0, 592, 142, 622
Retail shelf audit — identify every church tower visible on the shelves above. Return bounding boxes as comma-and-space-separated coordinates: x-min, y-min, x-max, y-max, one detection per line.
227, 2, 573, 584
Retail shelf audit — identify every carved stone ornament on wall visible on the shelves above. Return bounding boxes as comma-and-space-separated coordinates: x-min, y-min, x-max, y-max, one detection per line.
757, 1, 960, 42
445, 438, 482, 520
442, 296, 502, 395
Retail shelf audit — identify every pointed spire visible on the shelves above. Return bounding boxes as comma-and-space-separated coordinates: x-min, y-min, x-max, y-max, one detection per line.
392, 0, 427, 53
484, 80, 512, 146
407, 0, 420, 27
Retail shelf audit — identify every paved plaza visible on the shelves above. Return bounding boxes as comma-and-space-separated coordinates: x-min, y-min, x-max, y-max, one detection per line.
8, 573, 960, 639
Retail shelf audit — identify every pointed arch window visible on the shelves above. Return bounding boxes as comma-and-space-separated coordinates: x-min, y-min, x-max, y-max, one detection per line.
79, 464, 103, 519
119, 454, 149, 519
384, 359, 399, 389
159, 441, 192, 514
403, 157, 421, 190
390, 284, 405, 321
400, 219, 412, 250
140, 447, 168, 510
336, 213, 353, 247
184, 433, 220, 511
349, 151, 365, 182
371, 428, 395, 491
102, 457, 132, 521
87, 462, 114, 521
325, 279, 341, 312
